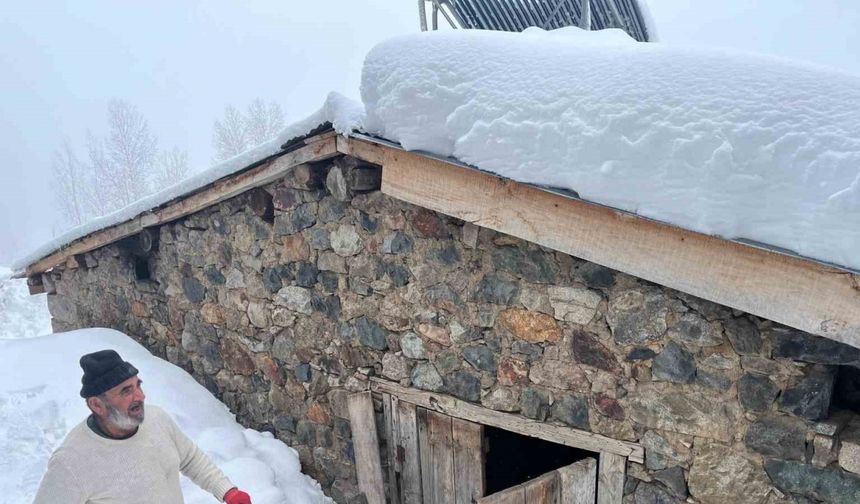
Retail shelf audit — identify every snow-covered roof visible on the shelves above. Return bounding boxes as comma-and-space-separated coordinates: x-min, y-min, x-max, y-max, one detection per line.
439, 0, 657, 42
362, 27, 860, 272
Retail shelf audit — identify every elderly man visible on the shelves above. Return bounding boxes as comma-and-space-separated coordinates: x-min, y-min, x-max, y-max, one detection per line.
34, 349, 253, 504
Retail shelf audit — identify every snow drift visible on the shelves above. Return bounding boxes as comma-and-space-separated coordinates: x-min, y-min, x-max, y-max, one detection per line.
0, 266, 52, 340
362, 27, 860, 271
0, 328, 332, 504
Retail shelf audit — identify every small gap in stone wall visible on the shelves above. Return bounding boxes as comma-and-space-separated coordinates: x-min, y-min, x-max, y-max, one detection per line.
134, 257, 151, 281
483, 425, 594, 495
834, 365, 860, 414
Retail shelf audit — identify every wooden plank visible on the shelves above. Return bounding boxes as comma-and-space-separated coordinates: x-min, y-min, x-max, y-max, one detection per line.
348, 391, 386, 504
24, 135, 339, 277
379, 146, 860, 348
524, 471, 560, 504
337, 136, 386, 166
452, 417, 485, 504
421, 408, 455, 504
597, 452, 626, 504
418, 408, 435, 504
477, 484, 525, 504
558, 458, 597, 504
398, 400, 423, 504
371, 378, 644, 463
382, 393, 401, 504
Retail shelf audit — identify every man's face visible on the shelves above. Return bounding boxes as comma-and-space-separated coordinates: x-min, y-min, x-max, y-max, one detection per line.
97, 375, 146, 428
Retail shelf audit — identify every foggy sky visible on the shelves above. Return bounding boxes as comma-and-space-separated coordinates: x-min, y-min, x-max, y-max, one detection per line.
1, 0, 858, 265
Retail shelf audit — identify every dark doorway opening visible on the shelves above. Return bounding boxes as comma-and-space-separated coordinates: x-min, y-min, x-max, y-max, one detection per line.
134, 257, 151, 281
834, 365, 860, 414
483, 425, 594, 495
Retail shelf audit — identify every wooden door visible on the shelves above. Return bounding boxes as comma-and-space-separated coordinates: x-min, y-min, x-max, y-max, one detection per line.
476, 458, 597, 504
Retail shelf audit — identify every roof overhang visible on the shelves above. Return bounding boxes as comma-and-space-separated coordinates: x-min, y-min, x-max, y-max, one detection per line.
20, 130, 860, 348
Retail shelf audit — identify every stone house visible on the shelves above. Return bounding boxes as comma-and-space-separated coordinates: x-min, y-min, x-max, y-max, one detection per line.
21, 128, 860, 503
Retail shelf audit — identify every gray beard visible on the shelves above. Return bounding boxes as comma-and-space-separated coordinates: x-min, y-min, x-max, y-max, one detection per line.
104, 401, 144, 430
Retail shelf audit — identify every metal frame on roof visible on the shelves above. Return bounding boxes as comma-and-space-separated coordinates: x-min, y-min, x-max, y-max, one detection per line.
419, 0, 653, 42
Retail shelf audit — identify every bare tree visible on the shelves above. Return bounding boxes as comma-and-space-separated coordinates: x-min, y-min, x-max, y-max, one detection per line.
105, 99, 158, 206
212, 99, 285, 162
153, 147, 191, 190
212, 105, 248, 162
245, 99, 285, 147
51, 139, 88, 226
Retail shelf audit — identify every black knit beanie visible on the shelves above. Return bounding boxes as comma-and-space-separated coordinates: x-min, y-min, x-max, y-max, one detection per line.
79, 350, 139, 398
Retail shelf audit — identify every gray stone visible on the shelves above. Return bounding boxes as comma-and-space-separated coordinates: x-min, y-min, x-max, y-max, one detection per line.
463, 345, 498, 373
474, 274, 519, 305
653, 466, 688, 499
401, 332, 428, 360
295, 363, 312, 383
318, 198, 347, 222
522, 387, 551, 421
274, 286, 314, 315
427, 243, 461, 265
382, 231, 414, 254
547, 286, 601, 324
668, 313, 723, 347
723, 317, 762, 355
512, 340, 543, 362
738, 373, 780, 411
652, 342, 696, 384
382, 353, 410, 381
630, 383, 733, 442
482, 387, 520, 412
778, 365, 836, 421
349, 255, 380, 280
771, 326, 860, 367
688, 443, 772, 504
626, 347, 657, 361
294, 261, 319, 288
331, 225, 363, 256
445, 371, 481, 402
310, 293, 341, 320
425, 283, 462, 311
225, 269, 245, 289
575, 262, 616, 289
204, 265, 226, 285
744, 414, 807, 460
607, 289, 670, 345
262, 266, 287, 293
492, 246, 558, 283
359, 211, 378, 232
695, 369, 732, 391
642, 431, 690, 470
572, 330, 619, 373
411, 363, 443, 391
839, 424, 860, 475
274, 203, 316, 235
325, 166, 351, 202
317, 251, 347, 274
318, 271, 339, 293
384, 263, 410, 287
551, 394, 590, 430
181, 277, 206, 303
308, 228, 331, 250
813, 433, 839, 468
634, 481, 679, 504
765, 459, 860, 504
354, 316, 388, 350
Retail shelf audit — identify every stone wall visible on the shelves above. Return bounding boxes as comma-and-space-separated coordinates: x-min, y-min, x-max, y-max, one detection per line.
45, 155, 860, 504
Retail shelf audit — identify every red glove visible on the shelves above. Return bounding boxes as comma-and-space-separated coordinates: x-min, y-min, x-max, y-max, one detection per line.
224, 487, 252, 504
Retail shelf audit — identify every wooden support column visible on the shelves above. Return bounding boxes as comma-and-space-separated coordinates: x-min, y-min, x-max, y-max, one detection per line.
348, 391, 386, 504
597, 452, 626, 504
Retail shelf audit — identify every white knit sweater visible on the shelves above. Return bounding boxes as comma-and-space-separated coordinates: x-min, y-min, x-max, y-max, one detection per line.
33, 404, 234, 504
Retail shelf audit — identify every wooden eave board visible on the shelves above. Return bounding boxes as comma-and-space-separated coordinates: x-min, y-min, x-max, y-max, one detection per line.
23, 135, 338, 277
349, 137, 860, 348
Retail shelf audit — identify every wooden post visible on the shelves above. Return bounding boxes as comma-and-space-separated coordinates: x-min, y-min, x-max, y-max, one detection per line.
558, 458, 596, 504
597, 453, 626, 504
398, 400, 423, 504
348, 392, 386, 504
383, 394, 402, 504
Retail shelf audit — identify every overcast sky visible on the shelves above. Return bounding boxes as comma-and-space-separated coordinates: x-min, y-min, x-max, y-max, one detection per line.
1, 0, 858, 265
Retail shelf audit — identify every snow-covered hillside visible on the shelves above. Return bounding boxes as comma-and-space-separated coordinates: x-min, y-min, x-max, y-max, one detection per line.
362, 27, 860, 271
0, 273, 331, 503
0, 266, 52, 340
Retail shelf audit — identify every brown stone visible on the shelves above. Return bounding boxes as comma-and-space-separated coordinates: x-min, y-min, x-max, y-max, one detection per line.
200, 303, 226, 325
629, 383, 735, 442
529, 360, 589, 392
282, 234, 309, 262
258, 355, 284, 386
412, 208, 449, 238
498, 308, 561, 343
220, 339, 256, 375
307, 401, 332, 425
130, 301, 147, 318
417, 323, 451, 346
595, 394, 625, 420
272, 186, 300, 211
498, 357, 529, 386
572, 330, 619, 373
688, 443, 772, 504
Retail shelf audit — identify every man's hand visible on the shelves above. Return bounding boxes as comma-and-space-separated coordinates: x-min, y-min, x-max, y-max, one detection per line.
223, 487, 252, 504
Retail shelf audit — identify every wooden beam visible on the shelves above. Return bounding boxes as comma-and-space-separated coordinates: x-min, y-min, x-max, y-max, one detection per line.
24, 135, 338, 278
452, 417, 485, 504
337, 136, 386, 166
397, 399, 423, 504
379, 146, 860, 348
370, 378, 644, 463
597, 452, 625, 504
348, 391, 387, 504
382, 394, 402, 504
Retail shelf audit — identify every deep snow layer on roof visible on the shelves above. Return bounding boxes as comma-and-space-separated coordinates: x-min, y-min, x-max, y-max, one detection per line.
362, 27, 860, 271
12, 93, 364, 274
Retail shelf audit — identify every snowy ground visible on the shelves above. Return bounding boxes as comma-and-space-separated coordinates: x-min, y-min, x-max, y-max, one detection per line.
0, 272, 332, 503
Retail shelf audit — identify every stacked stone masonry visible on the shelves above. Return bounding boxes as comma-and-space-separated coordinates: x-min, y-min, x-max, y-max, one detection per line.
45, 155, 860, 504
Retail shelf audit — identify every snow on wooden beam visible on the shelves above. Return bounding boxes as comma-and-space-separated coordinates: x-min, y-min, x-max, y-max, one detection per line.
373, 142, 860, 348
24, 134, 339, 278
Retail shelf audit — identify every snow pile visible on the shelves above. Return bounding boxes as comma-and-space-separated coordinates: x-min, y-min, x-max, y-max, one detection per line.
12, 92, 364, 275
0, 266, 52, 340
362, 28, 860, 270
0, 329, 332, 504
